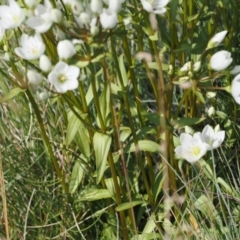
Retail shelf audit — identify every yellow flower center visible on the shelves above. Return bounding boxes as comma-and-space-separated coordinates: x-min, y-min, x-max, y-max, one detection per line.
190, 146, 201, 156
12, 15, 19, 23
31, 48, 39, 55
58, 74, 67, 83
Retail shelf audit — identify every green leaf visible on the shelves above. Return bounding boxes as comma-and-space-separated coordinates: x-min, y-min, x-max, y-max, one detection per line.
115, 201, 144, 211
69, 161, 84, 194
93, 132, 112, 183
149, 31, 158, 41
75, 127, 91, 158
123, 140, 160, 153
85, 69, 101, 105
194, 195, 222, 225
76, 61, 89, 68
0, 87, 26, 103
91, 53, 104, 63
118, 54, 128, 87
217, 177, 238, 197
120, 127, 132, 142
77, 188, 112, 201
194, 89, 206, 104
142, 212, 164, 234
104, 177, 119, 202
168, 0, 179, 22
97, 83, 110, 128
134, 233, 161, 240
173, 43, 192, 53
66, 110, 88, 145
172, 117, 206, 128
153, 170, 165, 202
147, 62, 169, 71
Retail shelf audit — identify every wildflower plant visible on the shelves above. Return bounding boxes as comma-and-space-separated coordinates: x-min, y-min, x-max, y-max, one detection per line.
1, 0, 240, 239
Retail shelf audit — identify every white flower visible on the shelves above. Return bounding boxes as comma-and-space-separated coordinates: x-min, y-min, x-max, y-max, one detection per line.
15, 33, 45, 60
100, 9, 118, 29
230, 65, 240, 75
207, 30, 228, 49
25, 0, 53, 33
90, 0, 103, 14
0, 0, 25, 29
141, 0, 169, 14
210, 50, 232, 71
202, 125, 225, 150
231, 73, 240, 104
57, 40, 76, 60
175, 132, 208, 163
48, 61, 80, 93
39, 54, 52, 72
27, 70, 43, 86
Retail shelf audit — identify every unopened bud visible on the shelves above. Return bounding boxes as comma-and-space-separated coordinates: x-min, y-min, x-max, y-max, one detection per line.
39, 55, 52, 72
51, 9, 62, 23
207, 106, 215, 117
185, 126, 194, 135
38, 92, 49, 101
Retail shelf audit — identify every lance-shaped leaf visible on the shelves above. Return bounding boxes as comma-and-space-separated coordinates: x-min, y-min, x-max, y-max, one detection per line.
69, 161, 84, 194
0, 87, 26, 103
93, 132, 112, 183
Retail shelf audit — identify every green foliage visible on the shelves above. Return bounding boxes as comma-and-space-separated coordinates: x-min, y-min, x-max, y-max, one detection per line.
1, 0, 240, 239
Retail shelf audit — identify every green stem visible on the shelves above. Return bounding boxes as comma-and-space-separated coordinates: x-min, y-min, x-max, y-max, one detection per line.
110, 36, 154, 206
25, 90, 71, 201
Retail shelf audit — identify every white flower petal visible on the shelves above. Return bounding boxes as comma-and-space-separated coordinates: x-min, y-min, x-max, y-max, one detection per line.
210, 50, 232, 71
48, 62, 80, 93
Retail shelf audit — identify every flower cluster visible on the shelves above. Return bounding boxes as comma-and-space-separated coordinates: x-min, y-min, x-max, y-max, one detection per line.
0, 0, 129, 94
175, 125, 225, 163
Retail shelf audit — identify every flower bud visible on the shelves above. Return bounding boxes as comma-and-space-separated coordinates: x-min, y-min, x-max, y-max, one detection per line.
180, 61, 191, 72
207, 30, 228, 49
39, 54, 52, 72
168, 64, 173, 75
214, 124, 220, 132
207, 106, 215, 117
27, 70, 43, 86
185, 126, 194, 135
100, 9, 118, 29
210, 50, 232, 71
38, 92, 49, 101
57, 40, 76, 59
206, 91, 216, 98
79, 12, 91, 25
90, 26, 99, 36
51, 9, 62, 23
90, 0, 103, 14
193, 61, 201, 72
